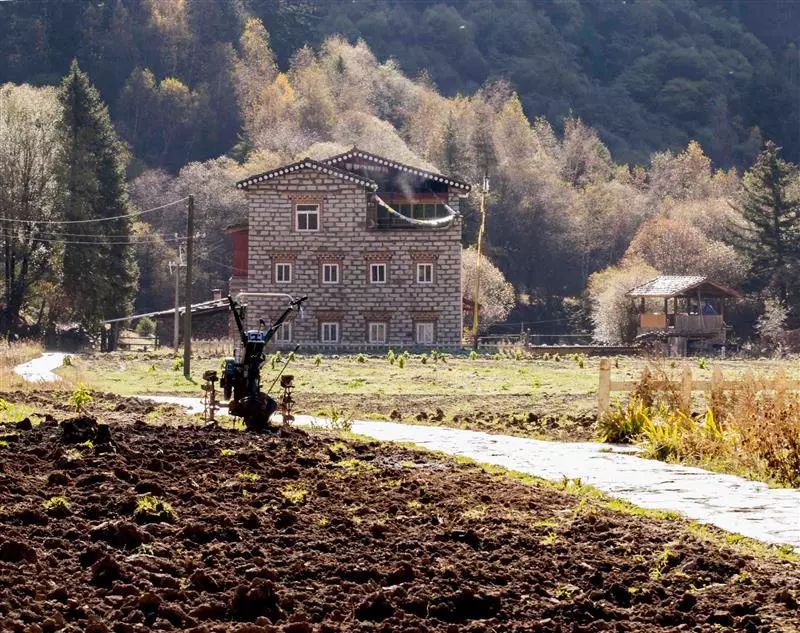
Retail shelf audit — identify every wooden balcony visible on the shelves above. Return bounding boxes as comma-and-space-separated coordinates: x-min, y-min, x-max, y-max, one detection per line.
638, 313, 725, 339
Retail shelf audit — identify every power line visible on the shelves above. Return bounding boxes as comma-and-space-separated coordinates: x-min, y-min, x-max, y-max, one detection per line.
0, 232, 187, 246
0, 196, 189, 225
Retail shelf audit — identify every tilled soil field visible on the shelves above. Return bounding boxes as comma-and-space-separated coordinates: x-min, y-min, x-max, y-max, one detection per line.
1, 401, 800, 632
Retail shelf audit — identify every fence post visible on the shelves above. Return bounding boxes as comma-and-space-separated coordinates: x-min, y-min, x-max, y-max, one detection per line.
710, 366, 723, 394
680, 365, 693, 413
598, 357, 611, 418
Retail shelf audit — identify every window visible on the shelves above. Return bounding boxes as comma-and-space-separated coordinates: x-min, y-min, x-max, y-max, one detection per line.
368, 322, 387, 344
296, 203, 319, 231
416, 322, 434, 345
274, 322, 292, 343
416, 262, 434, 284
322, 262, 339, 284
370, 262, 387, 284
275, 262, 292, 284
321, 322, 339, 343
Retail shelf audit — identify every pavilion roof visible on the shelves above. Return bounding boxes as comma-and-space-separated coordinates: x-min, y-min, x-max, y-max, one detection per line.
627, 275, 740, 299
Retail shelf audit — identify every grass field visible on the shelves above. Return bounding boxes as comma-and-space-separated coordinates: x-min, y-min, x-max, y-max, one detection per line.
54, 349, 800, 442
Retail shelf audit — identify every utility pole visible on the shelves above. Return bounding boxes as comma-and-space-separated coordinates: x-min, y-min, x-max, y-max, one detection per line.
183, 195, 194, 378
168, 242, 185, 354
472, 174, 489, 350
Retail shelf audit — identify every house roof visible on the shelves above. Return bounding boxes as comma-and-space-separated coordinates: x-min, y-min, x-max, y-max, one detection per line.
322, 147, 472, 192
236, 158, 379, 190
627, 275, 740, 299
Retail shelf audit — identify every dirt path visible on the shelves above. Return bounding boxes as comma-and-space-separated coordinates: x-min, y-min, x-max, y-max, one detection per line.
2, 416, 799, 631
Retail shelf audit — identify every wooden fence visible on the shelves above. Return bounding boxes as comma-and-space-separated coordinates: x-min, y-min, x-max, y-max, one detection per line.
597, 357, 800, 417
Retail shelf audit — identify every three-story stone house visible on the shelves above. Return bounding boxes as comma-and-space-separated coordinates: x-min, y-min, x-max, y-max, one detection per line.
231, 148, 471, 349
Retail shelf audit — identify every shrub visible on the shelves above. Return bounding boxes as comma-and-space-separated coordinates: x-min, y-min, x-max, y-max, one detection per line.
514, 349, 523, 361
327, 407, 354, 432
356, 353, 366, 364
469, 350, 478, 360
135, 317, 156, 338
420, 354, 428, 364
172, 358, 183, 371
287, 351, 296, 362
398, 356, 405, 369
387, 349, 396, 365
63, 354, 72, 367
270, 351, 282, 370
599, 398, 652, 443
314, 354, 322, 366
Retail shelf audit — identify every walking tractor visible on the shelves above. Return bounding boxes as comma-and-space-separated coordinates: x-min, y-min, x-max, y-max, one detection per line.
202, 292, 307, 431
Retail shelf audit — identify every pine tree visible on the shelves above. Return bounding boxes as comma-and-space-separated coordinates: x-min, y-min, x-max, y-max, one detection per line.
56, 60, 138, 327
732, 141, 800, 302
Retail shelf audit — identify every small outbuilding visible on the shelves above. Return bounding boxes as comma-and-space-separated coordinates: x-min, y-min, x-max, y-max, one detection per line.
627, 275, 739, 355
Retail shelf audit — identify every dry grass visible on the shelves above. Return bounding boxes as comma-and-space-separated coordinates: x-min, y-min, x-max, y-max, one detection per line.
605, 368, 800, 486
0, 340, 44, 392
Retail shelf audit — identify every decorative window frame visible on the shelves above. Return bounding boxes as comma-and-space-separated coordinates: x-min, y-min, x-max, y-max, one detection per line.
416, 262, 434, 284
274, 321, 292, 344
291, 196, 323, 232
322, 262, 340, 285
369, 262, 387, 285
368, 321, 388, 344
415, 321, 435, 345
274, 261, 292, 284
320, 321, 340, 343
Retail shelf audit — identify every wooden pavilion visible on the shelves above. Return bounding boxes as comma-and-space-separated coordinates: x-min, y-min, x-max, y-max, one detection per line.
627, 275, 739, 355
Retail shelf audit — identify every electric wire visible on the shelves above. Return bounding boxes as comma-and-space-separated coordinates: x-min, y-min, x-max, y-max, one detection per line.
0, 231, 188, 246
0, 196, 189, 225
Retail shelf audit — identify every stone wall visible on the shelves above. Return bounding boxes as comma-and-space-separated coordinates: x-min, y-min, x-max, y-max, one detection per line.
243, 170, 463, 349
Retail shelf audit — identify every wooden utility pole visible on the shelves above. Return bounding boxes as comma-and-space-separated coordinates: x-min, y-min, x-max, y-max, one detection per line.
472, 174, 489, 350
169, 242, 184, 354
183, 195, 194, 378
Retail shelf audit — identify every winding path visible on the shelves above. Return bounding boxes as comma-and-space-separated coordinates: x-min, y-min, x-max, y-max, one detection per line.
13, 352, 67, 383
13, 353, 800, 549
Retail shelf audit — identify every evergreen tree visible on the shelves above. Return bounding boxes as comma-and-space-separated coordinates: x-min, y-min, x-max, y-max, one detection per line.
732, 141, 800, 303
56, 60, 138, 327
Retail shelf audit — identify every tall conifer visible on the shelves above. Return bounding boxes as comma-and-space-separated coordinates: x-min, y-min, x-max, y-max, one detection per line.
56, 60, 138, 326
733, 141, 800, 302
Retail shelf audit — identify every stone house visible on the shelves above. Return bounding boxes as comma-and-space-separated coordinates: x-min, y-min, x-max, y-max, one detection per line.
232, 148, 471, 350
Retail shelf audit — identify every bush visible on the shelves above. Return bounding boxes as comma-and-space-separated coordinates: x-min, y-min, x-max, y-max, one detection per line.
314, 354, 322, 366
172, 358, 183, 371
63, 354, 72, 367
387, 349, 395, 365
356, 353, 366, 364
397, 356, 405, 369
135, 317, 156, 338
420, 354, 428, 364
469, 350, 478, 360
599, 398, 651, 443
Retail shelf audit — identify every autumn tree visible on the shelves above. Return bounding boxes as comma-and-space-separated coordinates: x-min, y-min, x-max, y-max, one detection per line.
461, 246, 515, 330
0, 84, 61, 334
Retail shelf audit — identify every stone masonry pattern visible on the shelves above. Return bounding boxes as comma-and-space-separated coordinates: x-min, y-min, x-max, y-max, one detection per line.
244, 171, 463, 349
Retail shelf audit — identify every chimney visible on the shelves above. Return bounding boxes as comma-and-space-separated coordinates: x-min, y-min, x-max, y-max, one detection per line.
212, 288, 222, 301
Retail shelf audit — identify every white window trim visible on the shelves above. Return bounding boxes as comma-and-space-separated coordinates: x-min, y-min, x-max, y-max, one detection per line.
274, 321, 292, 344
368, 321, 387, 344
321, 321, 339, 343
416, 322, 435, 345
275, 262, 292, 284
296, 203, 320, 232
322, 262, 340, 285
370, 262, 387, 284
416, 262, 434, 284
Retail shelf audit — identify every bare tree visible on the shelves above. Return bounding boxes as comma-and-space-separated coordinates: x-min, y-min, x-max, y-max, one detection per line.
0, 84, 61, 334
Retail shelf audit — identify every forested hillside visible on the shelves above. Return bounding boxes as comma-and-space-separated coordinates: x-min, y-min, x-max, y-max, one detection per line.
3, 0, 800, 342
4, 0, 800, 169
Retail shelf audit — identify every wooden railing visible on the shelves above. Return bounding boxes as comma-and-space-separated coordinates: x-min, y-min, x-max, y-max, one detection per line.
597, 358, 799, 417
